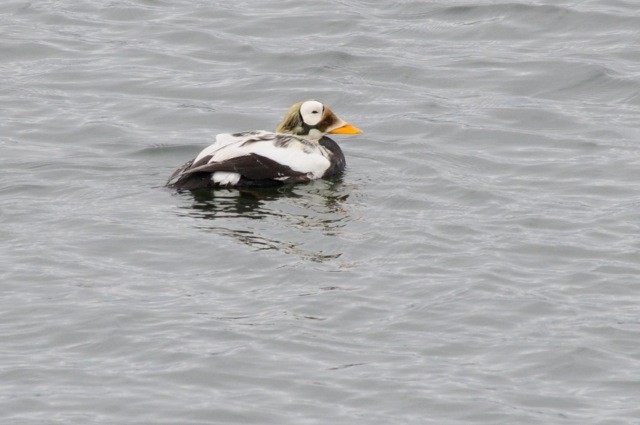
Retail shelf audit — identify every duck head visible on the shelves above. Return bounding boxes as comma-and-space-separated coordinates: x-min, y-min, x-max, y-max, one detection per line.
276, 100, 362, 140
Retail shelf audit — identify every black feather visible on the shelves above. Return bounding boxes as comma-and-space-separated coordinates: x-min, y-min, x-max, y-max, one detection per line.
166, 153, 311, 190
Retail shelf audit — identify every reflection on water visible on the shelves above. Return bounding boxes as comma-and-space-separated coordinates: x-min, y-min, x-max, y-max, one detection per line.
174, 178, 355, 263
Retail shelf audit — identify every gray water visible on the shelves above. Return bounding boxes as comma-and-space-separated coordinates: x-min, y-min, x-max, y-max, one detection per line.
2, 0, 640, 424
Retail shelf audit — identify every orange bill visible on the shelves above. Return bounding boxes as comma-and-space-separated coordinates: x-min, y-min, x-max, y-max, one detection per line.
329, 123, 363, 135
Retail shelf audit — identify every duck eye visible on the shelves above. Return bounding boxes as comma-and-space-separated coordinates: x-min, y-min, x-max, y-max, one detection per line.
312, 110, 318, 114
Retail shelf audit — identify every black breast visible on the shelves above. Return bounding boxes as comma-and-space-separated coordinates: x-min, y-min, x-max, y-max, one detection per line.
319, 136, 346, 178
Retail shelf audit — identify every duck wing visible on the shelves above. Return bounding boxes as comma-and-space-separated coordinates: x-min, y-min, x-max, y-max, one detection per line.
167, 132, 332, 188
181, 153, 310, 182
190, 130, 272, 165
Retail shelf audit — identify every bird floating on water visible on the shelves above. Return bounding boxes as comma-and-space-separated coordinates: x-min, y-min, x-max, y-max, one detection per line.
166, 100, 362, 190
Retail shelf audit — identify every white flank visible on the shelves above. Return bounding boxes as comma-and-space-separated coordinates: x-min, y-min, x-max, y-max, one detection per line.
210, 136, 331, 178
211, 172, 241, 186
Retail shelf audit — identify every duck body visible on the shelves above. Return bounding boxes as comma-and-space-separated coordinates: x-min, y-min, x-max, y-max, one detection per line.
166, 101, 360, 190
166, 131, 346, 189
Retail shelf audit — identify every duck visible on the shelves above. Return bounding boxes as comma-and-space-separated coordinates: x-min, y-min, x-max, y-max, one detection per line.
166, 100, 362, 190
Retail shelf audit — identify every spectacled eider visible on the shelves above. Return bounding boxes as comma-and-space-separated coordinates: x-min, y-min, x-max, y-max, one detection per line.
166, 100, 362, 190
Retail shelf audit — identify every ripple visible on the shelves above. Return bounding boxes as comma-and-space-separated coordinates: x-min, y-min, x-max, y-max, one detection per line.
3, 0, 640, 423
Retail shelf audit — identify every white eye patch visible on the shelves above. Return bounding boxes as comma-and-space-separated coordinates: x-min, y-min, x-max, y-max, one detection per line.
299, 100, 324, 126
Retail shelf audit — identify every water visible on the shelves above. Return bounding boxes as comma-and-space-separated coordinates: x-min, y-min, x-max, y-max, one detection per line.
2, 0, 640, 423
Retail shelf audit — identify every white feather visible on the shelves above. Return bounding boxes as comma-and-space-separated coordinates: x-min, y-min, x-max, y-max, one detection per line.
211, 172, 241, 186
300, 100, 323, 126
205, 133, 331, 178
193, 130, 271, 164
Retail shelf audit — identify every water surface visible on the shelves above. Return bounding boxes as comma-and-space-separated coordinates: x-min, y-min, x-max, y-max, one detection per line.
2, 1, 640, 424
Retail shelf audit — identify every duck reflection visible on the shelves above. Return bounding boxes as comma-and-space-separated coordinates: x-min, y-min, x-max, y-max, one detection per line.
174, 177, 353, 263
